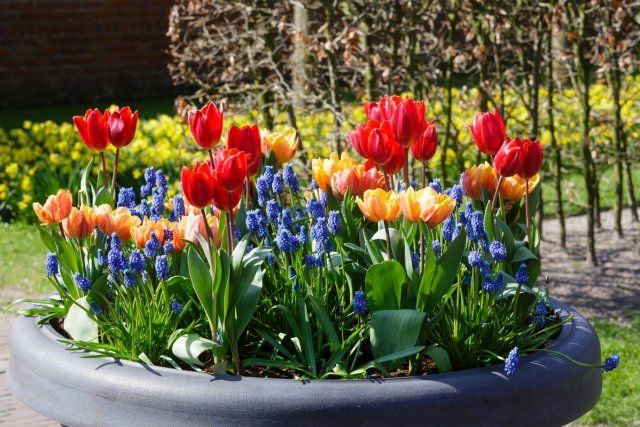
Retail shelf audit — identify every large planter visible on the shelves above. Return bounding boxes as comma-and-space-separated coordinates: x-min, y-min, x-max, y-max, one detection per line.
8, 300, 601, 427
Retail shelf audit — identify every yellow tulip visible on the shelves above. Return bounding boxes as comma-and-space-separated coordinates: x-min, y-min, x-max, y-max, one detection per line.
398, 187, 429, 223
33, 189, 73, 224
261, 128, 299, 163
311, 152, 358, 190
356, 188, 401, 222
419, 191, 456, 227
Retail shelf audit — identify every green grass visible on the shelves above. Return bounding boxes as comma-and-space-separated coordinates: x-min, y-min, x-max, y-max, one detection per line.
541, 166, 640, 218
579, 315, 640, 426
0, 96, 175, 129
0, 224, 637, 425
0, 223, 49, 305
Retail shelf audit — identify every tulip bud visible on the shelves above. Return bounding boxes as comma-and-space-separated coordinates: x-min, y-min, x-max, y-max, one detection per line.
62, 206, 96, 239
227, 125, 262, 175
33, 190, 73, 224
188, 101, 224, 149
390, 99, 425, 146
519, 139, 544, 179
73, 109, 110, 152
494, 138, 525, 177
212, 148, 249, 192
468, 109, 506, 156
108, 106, 138, 148
180, 162, 216, 209
410, 121, 438, 163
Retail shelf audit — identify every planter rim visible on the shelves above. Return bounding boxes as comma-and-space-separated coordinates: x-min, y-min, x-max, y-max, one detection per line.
8, 298, 603, 427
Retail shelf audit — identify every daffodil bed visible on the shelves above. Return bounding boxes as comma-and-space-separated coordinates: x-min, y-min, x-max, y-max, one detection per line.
2, 78, 640, 222
11, 96, 619, 380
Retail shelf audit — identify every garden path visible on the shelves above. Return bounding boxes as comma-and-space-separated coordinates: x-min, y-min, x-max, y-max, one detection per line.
0, 210, 637, 425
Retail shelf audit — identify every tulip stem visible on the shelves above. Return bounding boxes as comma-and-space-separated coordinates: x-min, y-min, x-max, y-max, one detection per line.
110, 148, 120, 195
227, 210, 235, 254
383, 170, 391, 191
403, 149, 410, 189
59, 223, 65, 239
245, 172, 252, 209
99, 152, 110, 189
383, 220, 392, 259
421, 162, 427, 189
208, 149, 215, 169
525, 179, 531, 245
201, 209, 215, 245
491, 175, 504, 212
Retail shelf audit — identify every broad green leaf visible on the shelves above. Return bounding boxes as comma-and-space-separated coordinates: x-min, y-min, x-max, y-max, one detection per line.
370, 309, 426, 362
171, 333, 222, 367
419, 228, 466, 312
424, 344, 452, 372
230, 265, 263, 341
364, 260, 407, 311
187, 247, 215, 330
371, 226, 401, 257
64, 297, 98, 342
511, 246, 539, 263
297, 296, 316, 375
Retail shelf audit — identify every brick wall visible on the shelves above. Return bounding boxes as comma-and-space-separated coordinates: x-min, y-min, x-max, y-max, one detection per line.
0, 0, 175, 107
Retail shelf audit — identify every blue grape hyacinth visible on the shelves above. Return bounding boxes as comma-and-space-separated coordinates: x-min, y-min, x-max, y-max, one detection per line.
45, 253, 58, 277
603, 354, 620, 372
353, 290, 367, 315
504, 347, 520, 377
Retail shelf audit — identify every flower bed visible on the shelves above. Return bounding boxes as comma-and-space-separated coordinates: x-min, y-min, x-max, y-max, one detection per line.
12, 97, 619, 382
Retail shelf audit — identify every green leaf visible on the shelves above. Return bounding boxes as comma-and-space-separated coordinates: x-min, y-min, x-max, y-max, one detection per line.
418, 228, 466, 312
370, 309, 426, 363
308, 295, 340, 352
424, 344, 452, 372
64, 297, 98, 342
371, 226, 401, 257
484, 202, 495, 242
297, 296, 316, 375
187, 246, 215, 331
229, 264, 263, 341
511, 246, 539, 263
364, 260, 407, 311
171, 333, 223, 367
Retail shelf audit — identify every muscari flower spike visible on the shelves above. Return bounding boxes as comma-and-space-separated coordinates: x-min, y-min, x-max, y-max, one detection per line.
442, 215, 455, 242
468, 250, 483, 268
516, 263, 529, 285
256, 176, 271, 206
280, 208, 294, 230
246, 209, 268, 237
266, 199, 281, 224
327, 211, 342, 236
489, 241, 506, 263
129, 249, 146, 273
445, 184, 464, 208
353, 290, 367, 315
276, 227, 298, 252
603, 354, 620, 372
283, 164, 300, 192
45, 252, 58, 277
411, 252, 420, 269
272, 172, 284, 195
155, 255, 170, 281
117, 187, 136, 210
429, 178, 442, 193
504, 347, 520, 377
123, 270, 136, 287
145, 233, 161, 258
171, 299, 184, 314
74, 273, 92, 292
432, 240, 442, 257
311, 217, 331, 254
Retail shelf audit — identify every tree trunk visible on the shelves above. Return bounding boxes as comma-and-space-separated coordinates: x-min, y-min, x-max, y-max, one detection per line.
441, 4, 458, 185
547, 27, 566, 248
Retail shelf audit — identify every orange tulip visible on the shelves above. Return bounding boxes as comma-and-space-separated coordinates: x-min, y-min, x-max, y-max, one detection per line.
112, 208, 140, 240
501, 174, 540, 202
311, 152, 358, 191
261, 128, 299, 164
398, 187, 430, 223
419, 191, 456, 227
33, 190, 73, 224
461, 162, 498, 200
62, 206, 96, 239
356, 188, 401, 222
330, 165, 384, 199
130, 218, 172, 248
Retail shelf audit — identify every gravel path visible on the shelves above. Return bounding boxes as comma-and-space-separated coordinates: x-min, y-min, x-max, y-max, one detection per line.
0, 210, 637, 425
540, 209, 640, 322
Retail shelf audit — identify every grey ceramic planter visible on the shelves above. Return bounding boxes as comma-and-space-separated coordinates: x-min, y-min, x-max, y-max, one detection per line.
8, 300, 601, 427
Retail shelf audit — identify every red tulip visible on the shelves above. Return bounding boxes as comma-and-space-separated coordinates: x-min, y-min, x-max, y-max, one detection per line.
189, 101, 224, 149
363, 95, 402, 121
181, 162, 216, 208
212, 148, 249, 192
494, 138, 525, 177
348, 122, 374, 160
382, 141, 406, 175
410, 121, 438, 163
226, 124, 262, 175
519, 139, 543, 179
468, 109, 506, 156
390, 98, 425, 147
108, 106, 138, 148
349, 120, 397, 167
73, 109, 110, 152
211, 174, 243, 212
